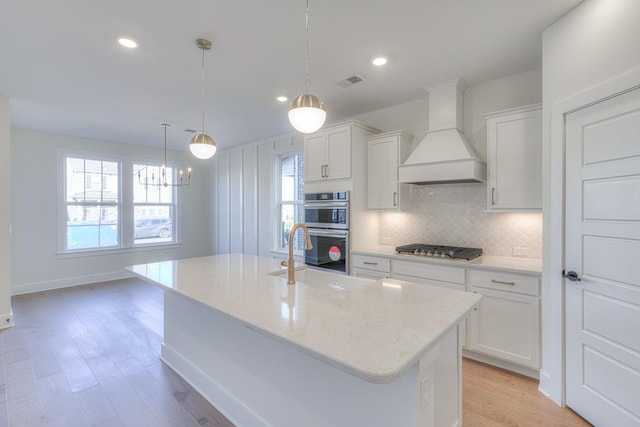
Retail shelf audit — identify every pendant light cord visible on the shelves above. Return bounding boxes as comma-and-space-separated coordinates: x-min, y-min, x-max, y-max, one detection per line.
305, 0, 310, 94
200, 45, 206, 133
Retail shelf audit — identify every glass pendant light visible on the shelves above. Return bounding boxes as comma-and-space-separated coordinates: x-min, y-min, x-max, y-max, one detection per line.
189, 38, 217, 160
288, 0, 326, 134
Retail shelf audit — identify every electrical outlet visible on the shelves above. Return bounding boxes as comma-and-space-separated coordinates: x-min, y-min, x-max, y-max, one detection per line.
513, 247, 529, 257
420, 375, 432, 409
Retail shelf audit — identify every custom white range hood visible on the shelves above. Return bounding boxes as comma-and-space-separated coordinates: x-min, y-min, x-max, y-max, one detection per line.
398, 79, 486, 184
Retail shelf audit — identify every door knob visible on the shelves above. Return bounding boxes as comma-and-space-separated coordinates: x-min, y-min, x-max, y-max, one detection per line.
562, 270, 581, 281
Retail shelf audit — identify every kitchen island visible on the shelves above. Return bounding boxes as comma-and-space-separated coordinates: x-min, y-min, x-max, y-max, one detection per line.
127, 254, 481, 427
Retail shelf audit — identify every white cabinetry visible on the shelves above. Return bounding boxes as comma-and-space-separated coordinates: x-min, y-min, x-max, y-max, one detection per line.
466, 269, 540, 370
366, 131, 412, 210
304, 125, 352, 182
391, 259, 466, 291
484, 104, 542, 211
351, 254, 390, 279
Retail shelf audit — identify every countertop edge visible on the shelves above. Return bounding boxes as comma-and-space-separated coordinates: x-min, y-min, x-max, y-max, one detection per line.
352, 247, 542, 275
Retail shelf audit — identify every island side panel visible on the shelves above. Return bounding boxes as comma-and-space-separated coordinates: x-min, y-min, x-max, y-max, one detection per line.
162, 290, 430, 427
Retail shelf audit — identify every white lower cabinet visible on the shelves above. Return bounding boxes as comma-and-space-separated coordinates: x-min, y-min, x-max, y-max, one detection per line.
351, 254, 390, 279
466, 269, 540, 370
350, 253, 541, 374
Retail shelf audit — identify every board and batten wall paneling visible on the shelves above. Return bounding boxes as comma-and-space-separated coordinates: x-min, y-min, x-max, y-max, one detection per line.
217, 151, 230, 254
0, 97, 12, 326
229, 150, 244, 254
258, 142, 275, 257
242, 146, 258, 255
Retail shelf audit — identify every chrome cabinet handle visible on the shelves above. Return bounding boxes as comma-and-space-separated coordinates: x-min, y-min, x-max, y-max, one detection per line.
321, 164, 326, 178
325, 164, 329, 178
491, 187, 496, 205
393, 191, 397, 207
491, 279, 515, 286
363, 261, 378, 265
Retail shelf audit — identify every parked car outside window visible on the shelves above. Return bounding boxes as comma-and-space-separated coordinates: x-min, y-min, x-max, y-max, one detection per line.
134, 218, 172, 239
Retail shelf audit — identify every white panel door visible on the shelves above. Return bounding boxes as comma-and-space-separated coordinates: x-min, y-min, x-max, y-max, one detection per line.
565, 86, 640, 426
303, 133, 326, 181
325, 126, 351, 180
367, 136, 397, 209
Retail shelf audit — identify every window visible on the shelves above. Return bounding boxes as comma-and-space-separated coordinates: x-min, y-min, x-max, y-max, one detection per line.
133, 164, 175, 244
62, 153, 180, 253
65, 157, 119, 250
277, 152, 304, 252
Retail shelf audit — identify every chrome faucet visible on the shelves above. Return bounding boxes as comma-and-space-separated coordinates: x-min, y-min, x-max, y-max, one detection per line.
287, 223, 313, 285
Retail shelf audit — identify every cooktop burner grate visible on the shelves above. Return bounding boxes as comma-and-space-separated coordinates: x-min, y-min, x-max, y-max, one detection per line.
395, 243, 483, 260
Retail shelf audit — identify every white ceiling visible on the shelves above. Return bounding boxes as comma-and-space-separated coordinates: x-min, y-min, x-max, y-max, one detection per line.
0, 0, 582, 151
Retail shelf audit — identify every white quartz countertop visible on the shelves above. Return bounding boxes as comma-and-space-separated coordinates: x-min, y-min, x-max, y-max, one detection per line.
352, 245, 542, 275
127, 254, 481, 384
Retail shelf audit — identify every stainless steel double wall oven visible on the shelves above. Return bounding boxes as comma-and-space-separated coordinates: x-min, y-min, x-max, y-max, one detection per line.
303, 192, 349, 274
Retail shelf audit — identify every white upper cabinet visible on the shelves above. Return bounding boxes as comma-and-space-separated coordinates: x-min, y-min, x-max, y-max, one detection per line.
484, 104, 542, 211
304, 124, 352, 182
366, 131, 413, 210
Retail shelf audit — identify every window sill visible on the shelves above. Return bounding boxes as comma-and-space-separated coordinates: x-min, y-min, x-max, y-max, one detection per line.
57, 242, 183, 259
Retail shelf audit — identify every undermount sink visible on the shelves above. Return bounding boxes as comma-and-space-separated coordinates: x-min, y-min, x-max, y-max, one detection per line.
269, 267, 372, 290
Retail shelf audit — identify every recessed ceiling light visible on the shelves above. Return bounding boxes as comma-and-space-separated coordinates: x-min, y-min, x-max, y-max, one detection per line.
277, 96, 288, 102
372, 56, 388, 66
118, 38, 138, 49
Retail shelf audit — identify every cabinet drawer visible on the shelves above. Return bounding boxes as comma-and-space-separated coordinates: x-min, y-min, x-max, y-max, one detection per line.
468, 269, 539, 296
391, 273, 465, 291
392, 260, 465, 285
352, 268, 389, 280
351, 254, 391, 273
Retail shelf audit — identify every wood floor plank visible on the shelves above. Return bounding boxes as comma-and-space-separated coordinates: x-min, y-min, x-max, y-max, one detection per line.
462, 358, 592, 426
101, 376, 163, 427
75, 383, 120, 426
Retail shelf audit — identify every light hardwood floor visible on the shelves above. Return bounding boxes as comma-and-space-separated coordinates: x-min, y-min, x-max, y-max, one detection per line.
3, 278, 591, 426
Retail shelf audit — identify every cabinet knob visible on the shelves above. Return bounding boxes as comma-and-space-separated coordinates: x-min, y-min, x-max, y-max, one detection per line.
393, 191, 397, 207
491, 187, 496, 205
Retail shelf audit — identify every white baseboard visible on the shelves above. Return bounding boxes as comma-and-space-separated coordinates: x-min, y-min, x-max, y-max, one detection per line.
538, 368, 564, 406
462, 349, 539, 379
160, 343, 268, 427
11, 271, 133, 295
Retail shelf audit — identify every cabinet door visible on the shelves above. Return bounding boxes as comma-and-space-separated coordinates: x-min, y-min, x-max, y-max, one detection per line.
304, 133, 327, 182
367, 137, 398, 209
325, 126, 351, 180
486, 107, 542, 210
468, 287, 540, 368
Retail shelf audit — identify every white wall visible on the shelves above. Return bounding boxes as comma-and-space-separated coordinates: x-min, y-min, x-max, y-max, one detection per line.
11, 128, 214, 294
0, 97, 12, 327
541, 0, 640, 404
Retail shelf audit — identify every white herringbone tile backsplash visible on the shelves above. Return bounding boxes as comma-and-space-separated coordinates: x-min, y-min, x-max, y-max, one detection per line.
379, 184, 542, 259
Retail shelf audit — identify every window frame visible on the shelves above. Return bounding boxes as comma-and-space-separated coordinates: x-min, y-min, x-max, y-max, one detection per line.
58, 149, 182, 256
274, 147, 304, 254
132, 162, 179, 247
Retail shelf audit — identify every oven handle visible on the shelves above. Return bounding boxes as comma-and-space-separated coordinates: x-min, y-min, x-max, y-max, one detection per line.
304, 202, 349, 209
307, 228, 349, 237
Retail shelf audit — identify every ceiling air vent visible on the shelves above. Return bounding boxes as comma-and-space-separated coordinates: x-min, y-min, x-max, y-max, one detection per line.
337, 74, 366, 88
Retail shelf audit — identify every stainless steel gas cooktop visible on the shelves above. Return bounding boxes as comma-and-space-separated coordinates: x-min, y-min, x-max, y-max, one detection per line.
395, 243, 483, 260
